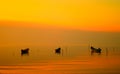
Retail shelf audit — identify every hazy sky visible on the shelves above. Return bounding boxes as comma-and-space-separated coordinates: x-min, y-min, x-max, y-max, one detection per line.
0, 0, 120, 47
0, 0, 120, 31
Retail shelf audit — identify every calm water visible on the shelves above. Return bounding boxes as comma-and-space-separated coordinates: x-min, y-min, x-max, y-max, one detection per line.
0, 29, 120, 74
0, 45, 120, 74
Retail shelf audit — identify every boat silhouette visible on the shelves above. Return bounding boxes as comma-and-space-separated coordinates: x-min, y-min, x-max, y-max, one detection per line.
21, 48, 29, 56
55, 47, 61, 54
90, 46, 101, 55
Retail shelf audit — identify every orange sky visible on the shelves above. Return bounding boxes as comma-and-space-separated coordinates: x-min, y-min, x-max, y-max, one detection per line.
0, 0, 120, 32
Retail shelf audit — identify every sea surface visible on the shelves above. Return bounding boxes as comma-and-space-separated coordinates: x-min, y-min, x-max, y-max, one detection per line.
0, 29, 120, 74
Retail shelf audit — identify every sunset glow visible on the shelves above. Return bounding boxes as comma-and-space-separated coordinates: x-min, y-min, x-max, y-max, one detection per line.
0, 1, 120, 74
0, 0, 120, 31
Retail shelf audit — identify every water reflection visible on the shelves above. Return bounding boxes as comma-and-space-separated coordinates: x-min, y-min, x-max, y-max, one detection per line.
21, 48, 29, 56
0, 45, 120, 66
106, 48, 108, 56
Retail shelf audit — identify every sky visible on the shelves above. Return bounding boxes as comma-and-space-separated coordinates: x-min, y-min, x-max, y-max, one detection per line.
0, 0, 120, 31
